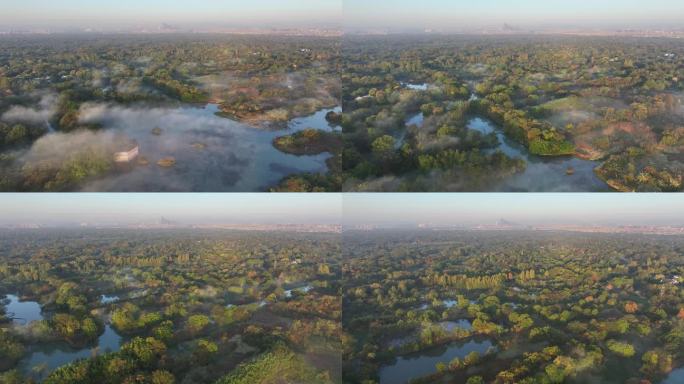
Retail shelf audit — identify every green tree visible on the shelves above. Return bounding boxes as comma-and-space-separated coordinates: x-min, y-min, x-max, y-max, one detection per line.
151, 370, 175, 384
121, 337, 166, 367
5, 125, 27, 145
152, 320, 174, 342
606, 339, 635, 358
81, 317, 98, 339
371, 135, 396, 159
187, 314, 210, 334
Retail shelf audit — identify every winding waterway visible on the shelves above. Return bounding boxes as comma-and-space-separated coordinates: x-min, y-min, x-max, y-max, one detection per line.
397, 101, 609, 191
466, 117, 610, 191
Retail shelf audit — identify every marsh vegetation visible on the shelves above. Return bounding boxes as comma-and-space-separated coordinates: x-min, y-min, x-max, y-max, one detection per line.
341, 35, 684, 191
0, 229, 341, 383
0, 34, 341, 191
342, 230, 684, 383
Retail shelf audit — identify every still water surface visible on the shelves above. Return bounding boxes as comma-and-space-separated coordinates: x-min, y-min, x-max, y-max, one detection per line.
78, 104, 341, 191
378, 339, 494, 384
466, 117, 609, 192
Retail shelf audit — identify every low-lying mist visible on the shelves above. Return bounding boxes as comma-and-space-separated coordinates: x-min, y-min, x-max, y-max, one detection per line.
1, 93, 58, 126
10, 102, 331, 191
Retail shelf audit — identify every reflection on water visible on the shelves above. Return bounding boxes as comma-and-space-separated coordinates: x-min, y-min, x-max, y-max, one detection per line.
288, 106, 342, 132
439, 319, 472, 332
443, 299, 457, 308
4, 295, 124, 378
467, 117, 525, 159
378, 339, 494, 384
663, 367, 684, 384
387, 335, 416, 349
466, 117, 610, 192
20, 325, 122, 379
443, 298, 477, 308
100, 294, 119, 304
402, 82, 429, 91
395, 113, 424, 149
284, 284, 313, 298
4, 294, 43, 325
78, 104, 340, 191
406, 113, 424, 127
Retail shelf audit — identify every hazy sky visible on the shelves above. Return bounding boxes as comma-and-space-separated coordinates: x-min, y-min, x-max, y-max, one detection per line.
0, 0, 341, 30
3, 193, 683, 227
344, 0, 684, 31
0, 193, 341, 225
343, 194, 684, 226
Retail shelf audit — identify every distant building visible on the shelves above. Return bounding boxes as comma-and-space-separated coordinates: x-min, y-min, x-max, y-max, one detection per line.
114, 141, 139, 163
159, 217, 177, 226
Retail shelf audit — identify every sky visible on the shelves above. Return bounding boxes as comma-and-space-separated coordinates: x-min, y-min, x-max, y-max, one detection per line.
0, 0, 341, 31
0, 193, 341, 225
343, 194, 684, 226
3, 193, 683, 227
343, 0, 684, 32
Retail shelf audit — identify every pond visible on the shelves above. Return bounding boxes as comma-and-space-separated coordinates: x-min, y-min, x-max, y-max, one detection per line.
99, 294, 119, 304
466, 117, 610, 192
4, 294, 43, 325
406, 113, 424, 127
19, 325, 123, 379
289, 106, 342, 133
662, 367, 684, 384
439, 319, 472, 331
378, 338, 495, 384
402, 82, 429, 91
67, 104, 341, 191
394, 113, 424, 149
387, 335, 416, 349
284, 284, 313, 298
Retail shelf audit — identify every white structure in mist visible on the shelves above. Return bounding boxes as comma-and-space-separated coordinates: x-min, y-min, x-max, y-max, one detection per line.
114, 142, 139, 163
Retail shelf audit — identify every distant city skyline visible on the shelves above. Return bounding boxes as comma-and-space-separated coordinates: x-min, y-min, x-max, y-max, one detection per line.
0, 0, 341, 31
344, 0, 684, 33
3, 1, 682, 34
0, 194, 341, 225
4, 194, 684, 228
343, 194, 684, 227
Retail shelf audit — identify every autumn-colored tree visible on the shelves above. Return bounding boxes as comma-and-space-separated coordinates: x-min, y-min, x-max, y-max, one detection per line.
624, 301, 638, 314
